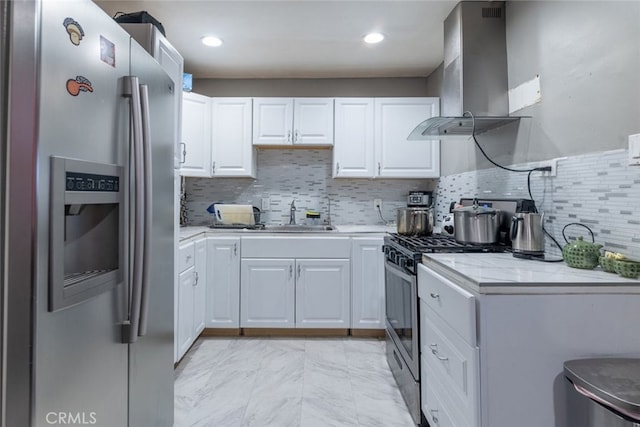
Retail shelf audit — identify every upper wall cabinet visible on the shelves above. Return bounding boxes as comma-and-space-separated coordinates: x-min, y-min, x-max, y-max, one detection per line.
333, 98, 376, 178
253, 98, 334, 146
333, 97, 440, 179
374, 98, 440, 178
211, 98, 256, 177
180, 93, 255, 178
180, 92, 212, 177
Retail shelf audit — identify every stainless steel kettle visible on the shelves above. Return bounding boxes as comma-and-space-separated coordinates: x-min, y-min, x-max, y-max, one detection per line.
510, 212, 545, 256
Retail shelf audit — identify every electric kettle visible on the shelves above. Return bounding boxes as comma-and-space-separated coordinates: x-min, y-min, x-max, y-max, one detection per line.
510, 212, 545, 257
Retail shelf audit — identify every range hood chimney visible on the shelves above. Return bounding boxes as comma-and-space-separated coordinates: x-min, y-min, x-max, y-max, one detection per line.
409, 1, 524, 139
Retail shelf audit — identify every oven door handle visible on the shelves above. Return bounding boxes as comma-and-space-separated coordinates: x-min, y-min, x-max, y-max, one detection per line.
385, 258, 415, 278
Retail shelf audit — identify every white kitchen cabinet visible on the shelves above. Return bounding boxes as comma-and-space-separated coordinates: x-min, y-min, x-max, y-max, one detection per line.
350, 237, 385, 329
193, 239, 207, 336
240, 258, 296, 328
175, 239, 206, 362
240, 236, 351, 329
206, 237, 240, 328
374, 97, 440, 178
177, 265, 195, 358
253, 97, 334, 146
211, 98, 256, 177
295, 259, 350, 328
333, 98, 375, 178
417, 262, 640, 427
180, 92, 212, 177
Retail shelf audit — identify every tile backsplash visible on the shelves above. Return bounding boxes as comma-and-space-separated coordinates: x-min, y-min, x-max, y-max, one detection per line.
185, 149, 435, 226
434, 149, 640, 259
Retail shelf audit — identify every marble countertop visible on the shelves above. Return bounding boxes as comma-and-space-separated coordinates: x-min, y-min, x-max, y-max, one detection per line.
422, 252, 640, 295
179, 224, 394, 242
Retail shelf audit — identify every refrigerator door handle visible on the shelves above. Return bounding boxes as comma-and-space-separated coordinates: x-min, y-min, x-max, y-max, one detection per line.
122, 75, 144, 344
138, 84, 153, 337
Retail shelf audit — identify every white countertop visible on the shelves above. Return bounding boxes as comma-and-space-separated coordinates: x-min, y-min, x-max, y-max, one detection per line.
422, 252, 640, 295
179, 224, 394, 242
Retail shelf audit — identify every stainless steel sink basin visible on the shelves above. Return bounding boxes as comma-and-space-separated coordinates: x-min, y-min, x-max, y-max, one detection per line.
264, 224, 337, 233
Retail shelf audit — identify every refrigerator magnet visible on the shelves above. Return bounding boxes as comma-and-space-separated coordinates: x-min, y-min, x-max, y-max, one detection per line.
63, 18, 84, 46
66, 76, 93, 97
100, 35, 116, 67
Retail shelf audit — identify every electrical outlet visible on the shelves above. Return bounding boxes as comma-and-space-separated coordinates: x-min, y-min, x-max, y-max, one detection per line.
374, 198, 382, 210
539, 159, 558, 177
261, 197, 271, 211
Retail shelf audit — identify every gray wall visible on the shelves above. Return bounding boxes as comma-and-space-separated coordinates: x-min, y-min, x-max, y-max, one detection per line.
437, 1, 640, 175
192, 77, 433, 97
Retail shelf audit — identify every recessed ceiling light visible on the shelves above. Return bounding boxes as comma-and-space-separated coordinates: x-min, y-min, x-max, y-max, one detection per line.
363, 32, 384, 44
201, 35, 223, 47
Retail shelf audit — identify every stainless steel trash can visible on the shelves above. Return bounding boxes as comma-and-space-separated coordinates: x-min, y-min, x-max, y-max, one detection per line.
564, 358, 640, 427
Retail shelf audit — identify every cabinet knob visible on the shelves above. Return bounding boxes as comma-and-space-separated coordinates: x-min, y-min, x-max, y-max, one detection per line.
430, 292, 440, 299
211, 162, 216, 175
234, 243, 237, 256
287, 130, 291, 144
336, 162, 340, 174
297, 264, 301, 279
194, 271, 199, 285
294, 129, 300, 143
378, 162, 381, 175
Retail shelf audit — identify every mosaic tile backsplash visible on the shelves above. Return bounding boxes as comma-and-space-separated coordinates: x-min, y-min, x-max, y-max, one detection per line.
433, 149, 640, 259
185, 149, 435, 226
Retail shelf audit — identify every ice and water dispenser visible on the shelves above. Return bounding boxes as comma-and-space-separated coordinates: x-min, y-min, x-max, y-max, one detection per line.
49, 157, 124, 311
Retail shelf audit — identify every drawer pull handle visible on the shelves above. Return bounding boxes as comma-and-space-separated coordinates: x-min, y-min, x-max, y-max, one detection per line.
186, 255, 192, 262
430, 343, 449, 361
430, 292, 440, 299
430, 409, 439, 424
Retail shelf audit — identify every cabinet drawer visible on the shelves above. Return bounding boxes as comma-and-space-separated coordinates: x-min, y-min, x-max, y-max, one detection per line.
421, 369, 460, 427
178, 243, 195, 273
417, 264, 476, 345
421, 302, 479, 427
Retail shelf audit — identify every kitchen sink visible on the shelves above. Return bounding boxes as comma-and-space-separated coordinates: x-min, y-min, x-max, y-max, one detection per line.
264, 224, 337, 233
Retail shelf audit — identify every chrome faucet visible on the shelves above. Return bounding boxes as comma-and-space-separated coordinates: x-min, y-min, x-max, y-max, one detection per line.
289, 200, 296, 225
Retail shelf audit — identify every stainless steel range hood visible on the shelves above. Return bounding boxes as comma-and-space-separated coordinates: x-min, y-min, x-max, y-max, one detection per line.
409, 1, 525, 140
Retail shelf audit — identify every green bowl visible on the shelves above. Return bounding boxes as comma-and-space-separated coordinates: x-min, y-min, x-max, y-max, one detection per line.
614, 260, 640, 279
599, 256, 617, 273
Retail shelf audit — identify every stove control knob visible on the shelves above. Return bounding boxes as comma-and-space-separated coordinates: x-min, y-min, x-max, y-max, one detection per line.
405, 258, 415, 269
399, 257, 407, 269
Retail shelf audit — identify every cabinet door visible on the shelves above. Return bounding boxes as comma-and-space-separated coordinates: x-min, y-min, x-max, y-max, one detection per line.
252, 98, 293, 145
240, 259, 295, 328
192, 239, 207, 336
351, 237, 385, 329
180, 92, 212, 177
211, 98, 255, 177
333, 98, 375, 177
374, 98, 440, 178
177, 266, 195, 359
206, 237, 240, 328
293, 98, 334, 146
296, 259, 350, 328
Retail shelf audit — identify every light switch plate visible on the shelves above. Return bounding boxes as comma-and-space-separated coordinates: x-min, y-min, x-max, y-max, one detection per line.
629, 133, 640, 166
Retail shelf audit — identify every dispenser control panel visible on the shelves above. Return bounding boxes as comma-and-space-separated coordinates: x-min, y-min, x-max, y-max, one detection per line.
66, 172, 119, 192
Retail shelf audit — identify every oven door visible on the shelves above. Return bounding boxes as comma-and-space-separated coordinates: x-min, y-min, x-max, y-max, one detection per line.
385, 259, 419, 380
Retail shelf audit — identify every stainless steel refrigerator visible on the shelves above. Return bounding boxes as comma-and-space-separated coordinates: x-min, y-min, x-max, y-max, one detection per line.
1, 1, 175, 426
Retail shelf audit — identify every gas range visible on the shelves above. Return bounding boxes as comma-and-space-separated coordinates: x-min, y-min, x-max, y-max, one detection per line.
383, 233, 509, 275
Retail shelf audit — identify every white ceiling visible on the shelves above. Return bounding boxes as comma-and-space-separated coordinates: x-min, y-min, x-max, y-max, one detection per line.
95, 1, 458, 79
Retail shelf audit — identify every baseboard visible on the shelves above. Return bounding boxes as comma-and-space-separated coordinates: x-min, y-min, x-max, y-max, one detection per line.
242, 328, 349, 337
198, 327, 386, 339
201, 328, 242, 337
350, 329, 386, 338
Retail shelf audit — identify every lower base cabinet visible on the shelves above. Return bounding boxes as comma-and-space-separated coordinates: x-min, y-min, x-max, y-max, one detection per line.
240, 258, 350, 328
206, 237, 240, 328
176, 238, 206, 362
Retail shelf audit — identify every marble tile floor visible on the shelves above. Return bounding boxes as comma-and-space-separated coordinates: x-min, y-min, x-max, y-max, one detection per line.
174, 337, 416, 427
